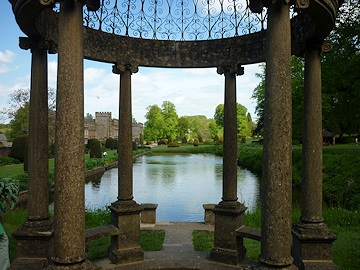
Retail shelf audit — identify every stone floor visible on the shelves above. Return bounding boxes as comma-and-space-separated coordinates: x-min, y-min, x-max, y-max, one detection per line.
93, 222, 258, 270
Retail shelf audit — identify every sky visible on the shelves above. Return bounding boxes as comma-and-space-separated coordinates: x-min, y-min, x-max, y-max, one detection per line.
0, 1, 262, 124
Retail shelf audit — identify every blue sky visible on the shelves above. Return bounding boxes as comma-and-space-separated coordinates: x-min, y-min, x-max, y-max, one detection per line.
0, 1, 261, 124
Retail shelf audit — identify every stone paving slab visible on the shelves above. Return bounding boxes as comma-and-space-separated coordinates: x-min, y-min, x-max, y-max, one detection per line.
93, 222, 256, 270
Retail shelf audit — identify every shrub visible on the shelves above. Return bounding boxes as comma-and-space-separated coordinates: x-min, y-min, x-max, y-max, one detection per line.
105, 138, 117, 149
87, 139, 102, 158
188, 138, 194, 144
10, 135, 28, 163
49, 143, 55, 158
0, 157, 18, 166
12, 173, 28, 191
0, 178, 19, 209
198, 135, 203, 143
132, 141, 138, 150
23, 138, 28, 172
193, 138, 199, 146
158, 139, 167, 145
167, 142, 179, 147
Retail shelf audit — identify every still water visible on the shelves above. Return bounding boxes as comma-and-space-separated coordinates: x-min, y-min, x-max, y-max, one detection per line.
85, 153, 260, 222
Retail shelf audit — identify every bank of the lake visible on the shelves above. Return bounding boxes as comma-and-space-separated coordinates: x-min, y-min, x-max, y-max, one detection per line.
236, 143, 360, 210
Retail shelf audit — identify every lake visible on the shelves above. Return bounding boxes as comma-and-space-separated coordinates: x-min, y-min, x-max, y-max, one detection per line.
85, 152, 260, 222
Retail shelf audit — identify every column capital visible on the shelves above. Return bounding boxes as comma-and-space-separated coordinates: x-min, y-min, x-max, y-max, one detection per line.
217, 65, 244, 76
40, 0, 99, 9
294, 0, 310, 9
112, 63, 139, 75
321, 40, 333, 53
306, 38, 333, 53
261, 0, 291, 7
19, 37, 57, 54
39, 0, 55, 6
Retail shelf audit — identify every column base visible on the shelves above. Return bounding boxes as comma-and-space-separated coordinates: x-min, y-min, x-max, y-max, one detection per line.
210, 201, 247, 266
254, 262, 299, 270
292, 222, 338, 270
12, 219, 53, 260
108, 200, 144, 264
46, 259, 100, 270
108, 246, 144, 265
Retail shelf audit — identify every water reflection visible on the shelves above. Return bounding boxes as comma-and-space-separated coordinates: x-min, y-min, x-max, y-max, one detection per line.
85, 153, 260, 222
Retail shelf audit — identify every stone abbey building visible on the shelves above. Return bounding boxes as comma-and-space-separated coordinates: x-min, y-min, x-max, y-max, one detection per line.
84, 112, 143, 144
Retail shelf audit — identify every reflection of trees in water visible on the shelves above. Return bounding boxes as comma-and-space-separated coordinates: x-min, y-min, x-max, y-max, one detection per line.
85, 171, 104, 188
146, 166, 176, 189
214, 164, 223, 180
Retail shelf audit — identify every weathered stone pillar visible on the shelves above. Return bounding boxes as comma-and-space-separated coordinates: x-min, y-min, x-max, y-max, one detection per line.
259, 1, 296, 269
11, 37, 53, 267
109, 63, 143, 264
292, 40, 338, 270
50, 1, 93, 269
210, 65, 246, 266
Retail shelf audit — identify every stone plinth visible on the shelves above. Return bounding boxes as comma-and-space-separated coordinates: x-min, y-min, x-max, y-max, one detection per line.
292, 222, 338, 270
141, 203, 158, 224
108, 201, 144, 264
210, 201, 246, 265
203, 204, 216, 225
12, 220, 53, 260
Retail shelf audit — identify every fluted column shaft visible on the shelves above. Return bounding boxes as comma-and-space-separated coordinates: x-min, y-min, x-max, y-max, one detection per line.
53, 0, 85, 264
260, 1, 293, 268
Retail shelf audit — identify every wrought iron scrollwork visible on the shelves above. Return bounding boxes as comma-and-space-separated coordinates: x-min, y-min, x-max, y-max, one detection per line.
80, 0, 268, 40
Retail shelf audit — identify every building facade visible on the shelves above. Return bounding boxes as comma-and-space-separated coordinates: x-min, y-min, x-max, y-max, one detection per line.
84, 112, 143, 144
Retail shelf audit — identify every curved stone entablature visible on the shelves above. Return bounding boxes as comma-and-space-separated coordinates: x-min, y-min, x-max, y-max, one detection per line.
86, 28, 267, 67
305, 0, 343, 39
10, 0, 342, 67
38, 8, 314, 67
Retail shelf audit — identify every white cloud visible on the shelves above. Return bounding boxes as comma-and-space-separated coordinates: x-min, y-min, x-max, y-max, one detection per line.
48, 60, 58, 88
0, 50, 16, 63
0, 50, 17, 74
0, 64, 9, 74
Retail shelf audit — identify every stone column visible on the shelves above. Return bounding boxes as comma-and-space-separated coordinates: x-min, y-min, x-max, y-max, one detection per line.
11, 37, 53, 266
109, 63, 143, 264
50, 1, 92, 269
210, 65, 246, 266
259, 1, 296, 269
292, 40, 337, 270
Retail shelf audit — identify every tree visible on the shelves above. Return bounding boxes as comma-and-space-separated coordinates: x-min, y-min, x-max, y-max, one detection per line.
214, 103, 251, 138
1, 88, 56, 141
177, 116, 191, 139
85, 113, 94, 122
252, 57, 304, 140
161, 101, 178, 141
144, 104, 165, 141
321, 0, 360, 135
208, 119, 220, 139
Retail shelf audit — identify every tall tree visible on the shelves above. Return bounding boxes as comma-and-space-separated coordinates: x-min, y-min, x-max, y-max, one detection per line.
321, 0, 360, 134
177, 116, 191, 139
252, 57, 304, 140
214, 103, 251, 138
144, 104, 165, 141
1, 88, 57, 141
161, 101, 178, 141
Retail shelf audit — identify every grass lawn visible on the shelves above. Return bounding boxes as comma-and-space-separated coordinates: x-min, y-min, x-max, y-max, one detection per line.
192, 208, 360, 270
4, 209, 166, 262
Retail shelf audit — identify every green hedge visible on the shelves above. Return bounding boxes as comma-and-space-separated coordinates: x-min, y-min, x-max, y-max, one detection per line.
87, 139, 102, 158
10, 135, 28, 163
237, 144, 360, 210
